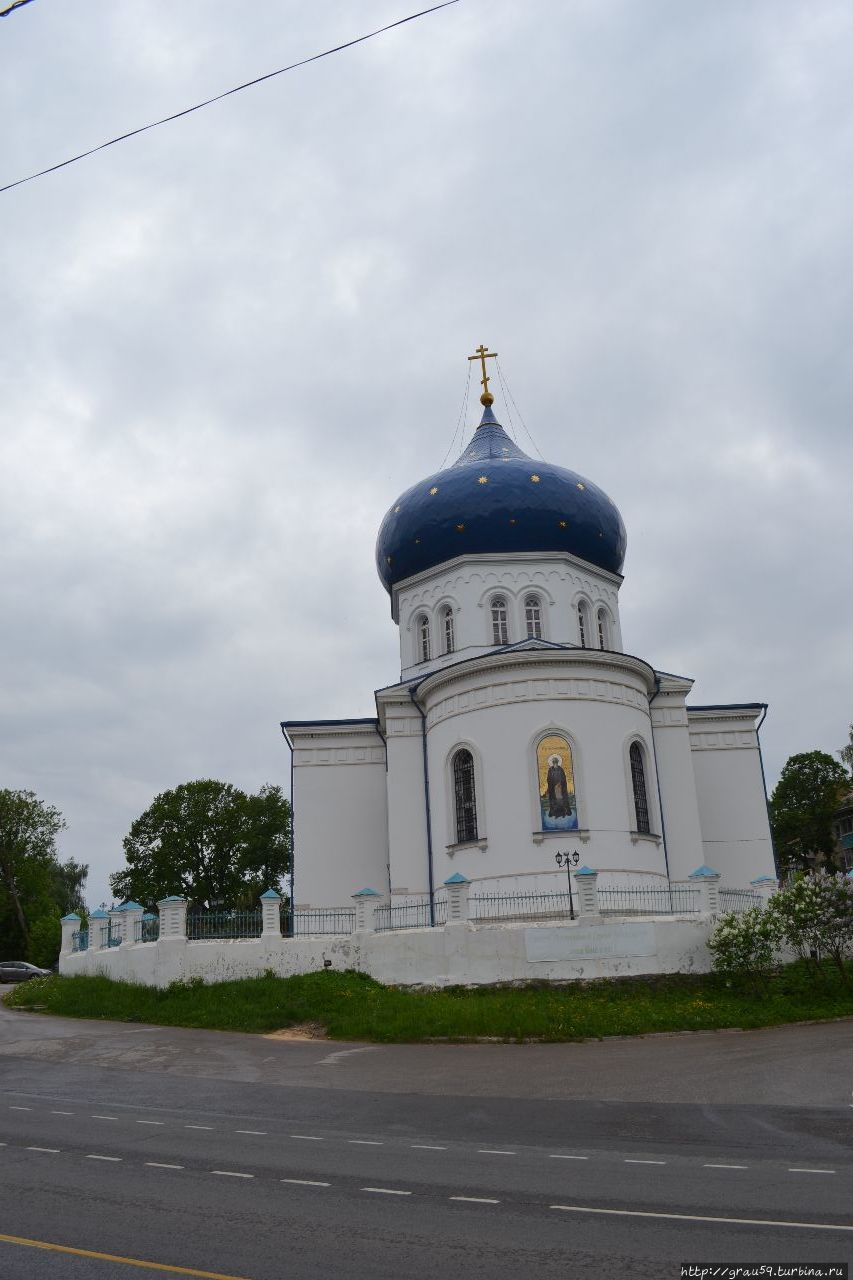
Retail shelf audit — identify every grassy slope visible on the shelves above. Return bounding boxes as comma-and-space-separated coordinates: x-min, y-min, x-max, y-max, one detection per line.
5, 965, 853, 1042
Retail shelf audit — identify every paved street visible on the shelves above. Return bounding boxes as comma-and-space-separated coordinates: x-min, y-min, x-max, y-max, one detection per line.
1, 990, 851, 1278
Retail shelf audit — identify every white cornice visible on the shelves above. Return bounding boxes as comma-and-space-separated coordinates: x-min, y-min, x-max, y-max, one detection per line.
415, 645, 657, 701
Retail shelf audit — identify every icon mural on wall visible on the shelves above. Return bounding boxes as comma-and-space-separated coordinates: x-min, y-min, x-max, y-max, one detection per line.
537, 734, 578, 831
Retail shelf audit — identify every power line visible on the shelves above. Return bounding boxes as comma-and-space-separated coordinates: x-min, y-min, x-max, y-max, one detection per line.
0, 0, 36, 17
439, 361, 472, 469
1, 0, 459, 195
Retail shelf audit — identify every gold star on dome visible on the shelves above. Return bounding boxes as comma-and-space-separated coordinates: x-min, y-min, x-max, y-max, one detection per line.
478, 475, 489, 484
394, 505, 401, 513
559, 520, 567, 528
530, 474, 540, 483
509, 518, 517, 525
429, 486, 439, 496
386, 556, 392, 564
456, 523, 465, 532
576, 482, 585, 491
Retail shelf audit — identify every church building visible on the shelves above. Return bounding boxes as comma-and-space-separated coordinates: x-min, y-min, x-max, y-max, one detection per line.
282, 349, 776, 911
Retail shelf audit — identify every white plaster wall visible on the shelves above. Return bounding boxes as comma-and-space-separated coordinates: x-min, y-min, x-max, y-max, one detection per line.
396, 553, 624, 681
651, 686, 706, 882
289, 726, 389, 906
415, 652, 669, 894
689, 713, 776, 887
61, 914, 713, 989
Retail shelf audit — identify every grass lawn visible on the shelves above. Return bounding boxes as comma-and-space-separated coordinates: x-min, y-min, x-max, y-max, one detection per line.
4, 963, 852, 1042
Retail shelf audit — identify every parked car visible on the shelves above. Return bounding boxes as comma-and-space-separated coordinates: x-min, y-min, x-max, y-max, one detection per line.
0, 961, 52, 983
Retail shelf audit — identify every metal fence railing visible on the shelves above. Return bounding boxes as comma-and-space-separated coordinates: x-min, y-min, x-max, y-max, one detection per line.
718, 888, 762, 914
187, 910, 263, 941
99, 921, 122, 948
71, 928, 88, 953
469, 891, 575, 923
283, 907, 357, 936
598, 885, 699, 915
134, 915, 160, 943
375, 897, 448, 931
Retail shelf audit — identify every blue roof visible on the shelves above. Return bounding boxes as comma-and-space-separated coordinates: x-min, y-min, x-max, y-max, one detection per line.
375, 406, 626, 592
689, 864, 721, 878
444, 872, 470, 885
260, 889, 281, 900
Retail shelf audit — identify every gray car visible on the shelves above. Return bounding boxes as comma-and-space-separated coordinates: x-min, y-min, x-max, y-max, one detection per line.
0, 961, 52, 983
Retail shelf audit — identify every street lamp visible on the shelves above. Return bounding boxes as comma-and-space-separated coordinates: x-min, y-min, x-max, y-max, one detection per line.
554, 849, 580, 919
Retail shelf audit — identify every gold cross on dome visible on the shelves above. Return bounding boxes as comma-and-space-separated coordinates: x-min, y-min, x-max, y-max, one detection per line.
468, 343, 497, 406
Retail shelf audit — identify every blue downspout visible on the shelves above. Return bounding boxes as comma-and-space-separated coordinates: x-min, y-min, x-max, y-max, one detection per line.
754, 704, 778, 878
279, 723, 296, 929
409, 685, 436, 926
647, 675, 672, 887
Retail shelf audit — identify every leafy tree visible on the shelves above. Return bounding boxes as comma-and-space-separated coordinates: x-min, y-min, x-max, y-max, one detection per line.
0, 789, 67, 955
110, 780, 291, 910
839, 724, 853, 776
769, 751, 849, 875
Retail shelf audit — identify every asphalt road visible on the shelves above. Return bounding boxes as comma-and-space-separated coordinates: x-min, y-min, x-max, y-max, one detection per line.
1, 988, 851, 1279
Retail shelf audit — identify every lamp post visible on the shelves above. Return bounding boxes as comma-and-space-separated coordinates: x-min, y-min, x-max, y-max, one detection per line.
555, 850, 580, 919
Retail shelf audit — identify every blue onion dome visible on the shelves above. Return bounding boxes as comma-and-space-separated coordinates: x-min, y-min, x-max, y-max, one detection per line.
376, 405, 627, 592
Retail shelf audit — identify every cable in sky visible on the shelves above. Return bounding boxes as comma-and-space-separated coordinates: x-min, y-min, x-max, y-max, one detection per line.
1, 0, 459, 195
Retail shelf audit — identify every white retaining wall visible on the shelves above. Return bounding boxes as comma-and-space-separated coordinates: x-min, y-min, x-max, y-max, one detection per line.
60, 914, 713, 989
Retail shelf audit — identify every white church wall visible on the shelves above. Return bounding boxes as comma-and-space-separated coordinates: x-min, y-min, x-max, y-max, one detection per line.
396, 552, 624, 682
288, 724, 389, 907
382, 696, 431, 897
650, 683, 706, 883
62, 915, 712, 989
689, 708, 776, 888
411, 652, 669, 896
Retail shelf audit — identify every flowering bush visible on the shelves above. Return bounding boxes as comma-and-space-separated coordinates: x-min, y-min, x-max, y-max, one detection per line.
767, 871, 853, 979
708, 906, 780, 980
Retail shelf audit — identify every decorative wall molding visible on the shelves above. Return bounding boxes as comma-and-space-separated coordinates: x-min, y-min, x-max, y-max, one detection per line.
293, 746, 386, 767
426, 673, 649, 729
650, 707, 689, 728
689, 730, 756, 751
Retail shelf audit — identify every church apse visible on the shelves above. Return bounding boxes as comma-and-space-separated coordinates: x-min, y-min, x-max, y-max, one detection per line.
537, 734, 578, 832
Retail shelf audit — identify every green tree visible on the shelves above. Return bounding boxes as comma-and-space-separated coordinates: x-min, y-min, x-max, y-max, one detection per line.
109, 780, 290, 910
839, 724, 853, 775
0, 789, 67, 955
770, 751, 850, 875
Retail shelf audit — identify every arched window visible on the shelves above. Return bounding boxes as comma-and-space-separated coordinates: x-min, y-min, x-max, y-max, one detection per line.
417, 614, 430, 664
597, 608, 609, 650
442, 606, 455, 655
452, 748, 478, 844
630, 742, 651, 834
491, 596, 509, 646
524, 594, 543, 640
577, 601, 589, 648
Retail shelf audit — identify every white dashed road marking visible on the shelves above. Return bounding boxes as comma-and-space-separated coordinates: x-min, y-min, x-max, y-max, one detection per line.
349, 1140, 383, 1146
211, 1171, 254, 1178
362, 1187, 412, 1196
145, 1162, 184, 1170
281, 1178, 330, 1187
26, 1147, 59, 1154
92, 1115, 118, 1121
235, 1130, 267, 1135
86, 1155, 121, 1162
185, 1125, 214, 1131
450, 1196, 500, 1204
479, 1149, 515, 1156
788, 1168, 835, 1175
411, 1144, 446, 1150
137, 1120, 165, 1126
291, 1134, 323, 1141
550, 1154, 589, 1160
10, 1106, 31, 1111
624, 1158, 666, 1165
550, 1204, 853, 1233
704, 1164, 748, 1170
51, 1111, 74, 1116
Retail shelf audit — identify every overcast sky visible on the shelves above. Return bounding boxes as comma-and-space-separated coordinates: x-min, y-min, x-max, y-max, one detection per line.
2, 0, 851, 908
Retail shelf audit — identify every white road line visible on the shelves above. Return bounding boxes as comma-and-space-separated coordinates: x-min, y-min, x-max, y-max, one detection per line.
281, 1178, 331, 1187
137, 1120, 165, 1126
10, 1106, 31, 1111
362, 1187, 412, 1196
291, 1134, 323, 1141
92, 1115, 118, 1121
86, 1154, 122, 1162
145, 1162, 184, 1169
788, 1168, 836, 1175
624, 1158, 666, 1165
550, 1154, 589, 1160
51, 1110, 74, 1116
185, 1124, 214, 1131
411, 1144, 447, 1150
450, 1196, 500, 1204
479, 1149, 515, 1156
235, 1130, 267, 1135
211, 1171, 254, 1178
26, 1147, 60, 1154
704, 1163, 748, 1170
550, 1204, 853, 1233
349, 1140, 383, 1146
